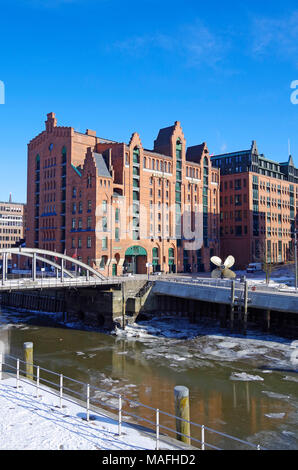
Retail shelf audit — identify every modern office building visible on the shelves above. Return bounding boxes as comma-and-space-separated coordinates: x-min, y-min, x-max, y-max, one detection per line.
212, 141, 298, 269
0, 197, 25, 262
26, 113, 220, 275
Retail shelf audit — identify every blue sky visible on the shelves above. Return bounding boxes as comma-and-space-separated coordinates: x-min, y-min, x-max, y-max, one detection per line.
1, 0, 298, 202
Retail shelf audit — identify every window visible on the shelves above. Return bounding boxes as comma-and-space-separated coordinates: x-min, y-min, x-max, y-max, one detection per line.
115, 208, 120, 223
88, 200, 92, 212
115, 227, 120, 241
87, 216, 92, 230
102, 237, 107, 249
87, 236, 92, 248
133, 147, 140, 164
72, 218, 76, 230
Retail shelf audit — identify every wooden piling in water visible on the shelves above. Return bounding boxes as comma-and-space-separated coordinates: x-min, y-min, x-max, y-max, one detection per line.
174, 385, 191, 445
24, 342, 34, 380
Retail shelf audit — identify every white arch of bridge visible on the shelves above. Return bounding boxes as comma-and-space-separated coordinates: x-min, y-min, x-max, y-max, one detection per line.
0, 248, 106, 283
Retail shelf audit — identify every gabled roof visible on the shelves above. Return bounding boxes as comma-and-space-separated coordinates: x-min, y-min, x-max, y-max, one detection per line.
186, 143, 208, 164
154, 125, 175, 149
93, 152, 112, 178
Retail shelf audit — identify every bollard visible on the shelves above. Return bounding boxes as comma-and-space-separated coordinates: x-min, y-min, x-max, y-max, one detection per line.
174, 385, 191, 445
24, 342, 34, 380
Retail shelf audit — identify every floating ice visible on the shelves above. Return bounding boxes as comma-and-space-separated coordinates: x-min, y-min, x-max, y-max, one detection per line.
262, 391, 290, 400
230, 372, 264, 381
265, 413, 286, 419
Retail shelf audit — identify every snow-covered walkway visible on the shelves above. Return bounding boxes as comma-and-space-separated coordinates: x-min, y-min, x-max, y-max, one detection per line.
0, 377, 172, 450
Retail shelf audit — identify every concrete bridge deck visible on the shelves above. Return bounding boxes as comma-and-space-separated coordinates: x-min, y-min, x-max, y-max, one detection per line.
152, 278, 298, 314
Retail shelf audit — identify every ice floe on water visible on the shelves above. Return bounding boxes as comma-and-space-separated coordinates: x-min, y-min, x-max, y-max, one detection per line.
265, 413, 286, 419
114, 316, 295, 372
262, 391, 291, 400
230, 372, 264, 381
283, 375, 298, 383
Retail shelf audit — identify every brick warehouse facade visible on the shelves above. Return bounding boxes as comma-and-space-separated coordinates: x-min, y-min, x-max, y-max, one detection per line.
212, 141, 298, 269
26, 113, 220, 276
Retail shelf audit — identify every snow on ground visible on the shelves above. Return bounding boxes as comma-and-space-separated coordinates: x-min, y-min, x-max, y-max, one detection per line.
0, 376, 172, 450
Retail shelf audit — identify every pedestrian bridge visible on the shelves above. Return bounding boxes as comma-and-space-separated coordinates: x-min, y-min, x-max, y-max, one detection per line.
0, 248, 108, 290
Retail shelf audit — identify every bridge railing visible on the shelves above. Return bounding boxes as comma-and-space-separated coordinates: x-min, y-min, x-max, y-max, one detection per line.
0, 353, 266, 451
156, 277, 298, 295
0, 276, 121, 291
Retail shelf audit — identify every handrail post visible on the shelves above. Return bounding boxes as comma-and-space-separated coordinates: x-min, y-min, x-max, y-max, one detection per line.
60, 374, 63, 408
86, 384, 90, 422
201, 425, 205, 450
156, 408, 160, 450
36, 366, 40, 397
118, 395, 122, 436
16, 359, 20, 389
0, 353, 2, 381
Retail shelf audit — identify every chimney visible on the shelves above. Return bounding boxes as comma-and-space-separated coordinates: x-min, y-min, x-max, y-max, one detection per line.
45, 112, 57, 133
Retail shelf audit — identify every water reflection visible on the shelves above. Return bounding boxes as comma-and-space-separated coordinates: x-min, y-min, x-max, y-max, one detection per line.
0, 306, 297, 449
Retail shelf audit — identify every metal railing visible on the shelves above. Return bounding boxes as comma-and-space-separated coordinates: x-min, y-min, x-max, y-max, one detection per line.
0, 353, 265, 451
157, 277, 298, 296
0, 276, 121, 291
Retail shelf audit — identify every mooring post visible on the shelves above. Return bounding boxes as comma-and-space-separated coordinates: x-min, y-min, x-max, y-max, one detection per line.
24, 342, 34, 380
243, 281, 248, 335
230, 280, 235, 331
121, 282, 126, 329
174, 385, 191, 445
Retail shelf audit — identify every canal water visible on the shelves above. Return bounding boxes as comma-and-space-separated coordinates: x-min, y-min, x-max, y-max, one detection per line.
0, 306, 297, 450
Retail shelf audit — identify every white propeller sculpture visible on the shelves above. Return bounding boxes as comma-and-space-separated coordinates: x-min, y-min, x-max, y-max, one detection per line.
210, 255, 236, 279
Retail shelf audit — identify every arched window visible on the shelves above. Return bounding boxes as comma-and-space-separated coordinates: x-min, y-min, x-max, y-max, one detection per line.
176, 139, 182, 160
133, 147, 140, 164
152, 247, 159, 266
36, 154, 40, 171
62, 146, 67, 164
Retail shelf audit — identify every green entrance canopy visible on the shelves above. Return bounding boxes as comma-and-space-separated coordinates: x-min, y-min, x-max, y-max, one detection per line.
125, 245, 147, 256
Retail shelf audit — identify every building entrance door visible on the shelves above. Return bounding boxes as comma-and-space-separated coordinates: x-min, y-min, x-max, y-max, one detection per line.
124, 246, 147, 274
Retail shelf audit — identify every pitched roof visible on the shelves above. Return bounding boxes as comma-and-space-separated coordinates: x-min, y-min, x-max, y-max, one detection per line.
186, 144, 205, 164
93, 153, 112, 178
154, 125, 175, 147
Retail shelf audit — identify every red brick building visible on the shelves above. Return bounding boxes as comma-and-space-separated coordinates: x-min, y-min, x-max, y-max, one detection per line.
212, 141, 298, 269
26, 113, 220, 275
